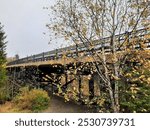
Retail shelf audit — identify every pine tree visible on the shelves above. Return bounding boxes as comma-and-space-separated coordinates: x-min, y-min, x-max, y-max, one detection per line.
0, 22, 7, 87
0, 22, 7, 65
0, 22, 8, 103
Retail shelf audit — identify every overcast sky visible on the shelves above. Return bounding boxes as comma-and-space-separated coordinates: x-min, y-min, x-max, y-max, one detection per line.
0, 0, 59, 58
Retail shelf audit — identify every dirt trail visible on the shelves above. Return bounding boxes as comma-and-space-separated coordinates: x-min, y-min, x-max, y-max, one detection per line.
43, 95, 93, 113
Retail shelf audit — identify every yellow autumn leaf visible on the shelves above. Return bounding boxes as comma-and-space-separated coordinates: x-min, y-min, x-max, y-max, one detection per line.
147, 78, 150, 82
139, 75, 145, 79
125, 73, 132, 77
112, 74, 120, 80
132, 95, 135, 99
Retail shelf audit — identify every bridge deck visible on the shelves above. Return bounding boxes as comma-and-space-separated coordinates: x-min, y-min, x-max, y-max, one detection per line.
6, 55, 94, 68
7, 49, 150, 68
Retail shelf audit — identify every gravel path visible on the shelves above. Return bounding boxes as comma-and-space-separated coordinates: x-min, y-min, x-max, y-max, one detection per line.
43, 95, 93, 113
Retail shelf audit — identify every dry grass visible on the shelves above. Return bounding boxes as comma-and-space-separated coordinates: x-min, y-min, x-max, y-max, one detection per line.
0, 102, 16, 113
0, 88, 50, 113
0, 102, 32, 113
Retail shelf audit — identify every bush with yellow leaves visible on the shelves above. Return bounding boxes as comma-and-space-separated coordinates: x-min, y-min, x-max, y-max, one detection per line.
13, 87, 50, 112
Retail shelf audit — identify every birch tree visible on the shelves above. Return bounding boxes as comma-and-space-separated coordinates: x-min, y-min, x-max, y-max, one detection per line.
47, 0, 150, 112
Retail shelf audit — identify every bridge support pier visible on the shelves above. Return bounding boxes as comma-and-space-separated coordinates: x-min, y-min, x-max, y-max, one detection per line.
89, 76, 94, 101
65, 73, 68, 90
78, 75, 82, 100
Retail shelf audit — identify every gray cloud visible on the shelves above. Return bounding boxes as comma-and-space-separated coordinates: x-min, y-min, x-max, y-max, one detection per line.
0, 0, 56, 58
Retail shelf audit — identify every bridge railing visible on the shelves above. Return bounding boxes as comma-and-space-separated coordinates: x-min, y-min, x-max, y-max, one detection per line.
7, 28, 150, 66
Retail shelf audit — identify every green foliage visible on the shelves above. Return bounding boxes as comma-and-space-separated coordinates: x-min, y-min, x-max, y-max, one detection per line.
0, 69, 7, 104
0, 22, 8, 103
0, 67, 7, 87
0, 22, 6, 65
0, 22, 7, 87
120, 61, 150, 113
120, 83, 150, 113
13, 87, 50, 112
0, 87, 10, 104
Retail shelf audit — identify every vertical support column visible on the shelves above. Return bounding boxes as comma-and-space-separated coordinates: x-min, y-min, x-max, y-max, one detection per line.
89, 75, 94, 101
76, 44, 78, 57
11, 84, 14, 98
64, 73, 68, 92
126, 31, 130, 49
12, 68, 16, 98
78, 75, 82, 100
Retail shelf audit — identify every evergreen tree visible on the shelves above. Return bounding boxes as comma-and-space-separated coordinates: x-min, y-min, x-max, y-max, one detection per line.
0, 22, 7, 65
0, 22, 7, 87
0, 22, 8, 103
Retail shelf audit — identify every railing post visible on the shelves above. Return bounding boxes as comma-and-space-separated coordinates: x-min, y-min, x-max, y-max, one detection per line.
42, 52, 45, 61
33, 55, 35, 62
27, 56, 29, 62
55, 49, 58, 60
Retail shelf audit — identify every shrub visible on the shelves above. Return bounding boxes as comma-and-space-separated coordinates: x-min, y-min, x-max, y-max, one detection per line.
13, 87, 50, 112
0, 59, 9, 103
120, 63, 150, 113
0, 88, 10, 104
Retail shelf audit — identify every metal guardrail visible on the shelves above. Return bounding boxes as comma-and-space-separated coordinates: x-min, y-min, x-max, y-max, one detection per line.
7, 28, 150, 66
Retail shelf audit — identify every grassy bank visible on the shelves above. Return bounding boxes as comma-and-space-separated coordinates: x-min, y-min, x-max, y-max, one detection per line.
0, 87, 51, 113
